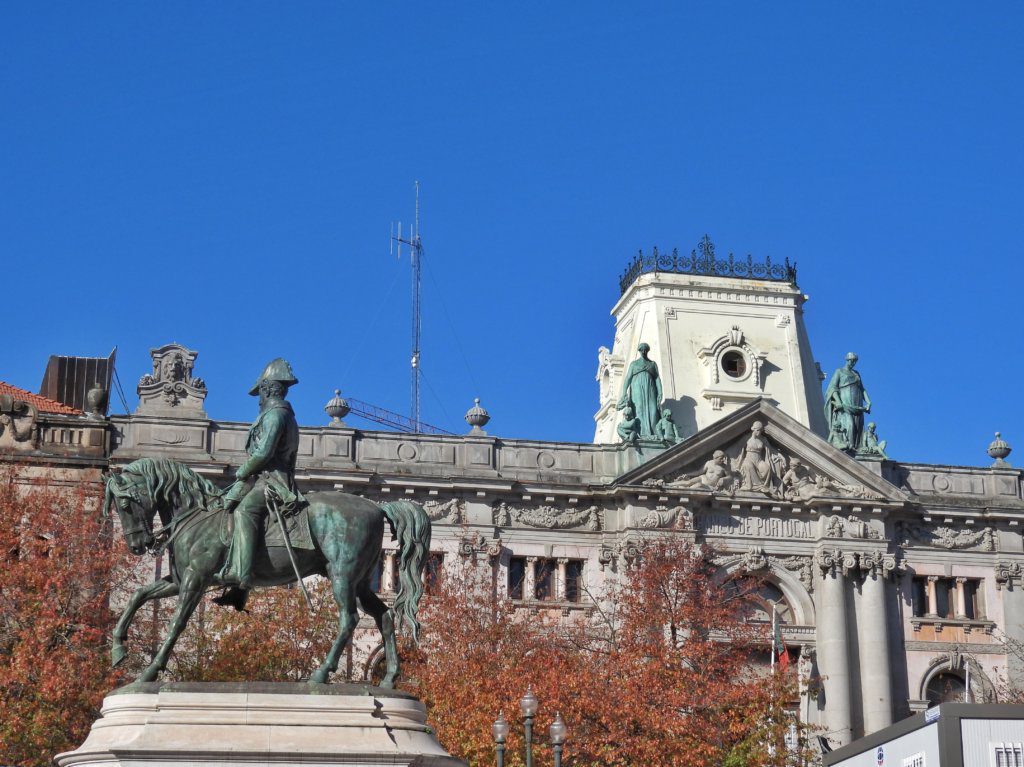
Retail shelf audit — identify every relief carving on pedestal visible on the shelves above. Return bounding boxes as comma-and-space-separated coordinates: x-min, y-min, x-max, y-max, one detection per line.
897, 521, 995, 551
492, 501, 602, 531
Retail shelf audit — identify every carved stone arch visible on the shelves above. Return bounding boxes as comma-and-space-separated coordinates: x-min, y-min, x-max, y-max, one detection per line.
697, 325, 768, 387
715, 557, 815, 627
919, 651, 997, 704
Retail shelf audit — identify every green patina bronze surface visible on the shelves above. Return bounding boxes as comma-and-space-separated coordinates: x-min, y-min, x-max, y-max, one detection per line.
617, 342, 662, 437
824, 352, 872, 453
102, 359, 431, 688
655, 407, 682, 443
857, 421, 889, 459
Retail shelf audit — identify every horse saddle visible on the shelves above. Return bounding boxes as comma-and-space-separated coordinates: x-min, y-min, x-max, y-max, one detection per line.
263, 502, 315, 550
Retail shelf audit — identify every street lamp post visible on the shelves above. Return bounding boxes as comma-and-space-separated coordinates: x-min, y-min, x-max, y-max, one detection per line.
492, 712, 509, 767
520, 686, 539, 767
493, 688, 568, 767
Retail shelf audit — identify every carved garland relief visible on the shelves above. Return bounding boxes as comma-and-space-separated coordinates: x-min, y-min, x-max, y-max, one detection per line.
493, 501, 602, 531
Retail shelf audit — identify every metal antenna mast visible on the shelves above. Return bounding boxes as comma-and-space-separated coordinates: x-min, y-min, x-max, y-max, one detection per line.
390, 181, 423, 432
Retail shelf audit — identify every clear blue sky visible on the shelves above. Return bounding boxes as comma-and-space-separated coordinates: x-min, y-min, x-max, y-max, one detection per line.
2, 3, 1022, 466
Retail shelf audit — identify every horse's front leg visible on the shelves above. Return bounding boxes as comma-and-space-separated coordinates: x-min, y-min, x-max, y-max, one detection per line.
112, 576, 179, 668
137, 570, 206, 683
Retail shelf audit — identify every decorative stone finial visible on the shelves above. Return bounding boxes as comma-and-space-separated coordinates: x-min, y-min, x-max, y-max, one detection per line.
988, 432, 1012, 468
465, 398, 490, 435
86, 381, 108, 419
136, 343, 208, 418
325, 389, 350, 427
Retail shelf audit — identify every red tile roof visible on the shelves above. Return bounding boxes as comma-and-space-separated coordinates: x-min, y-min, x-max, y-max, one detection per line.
0, 381, 82, 415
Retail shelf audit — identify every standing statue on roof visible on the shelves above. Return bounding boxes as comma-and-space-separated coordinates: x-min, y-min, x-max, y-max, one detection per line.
617, 342, 663, 438
215, 358, 302, 608
824, 352, 872, 454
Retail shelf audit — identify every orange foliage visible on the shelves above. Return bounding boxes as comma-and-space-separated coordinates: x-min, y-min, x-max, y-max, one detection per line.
0, 468, 129, 766
402, 537, 810, 767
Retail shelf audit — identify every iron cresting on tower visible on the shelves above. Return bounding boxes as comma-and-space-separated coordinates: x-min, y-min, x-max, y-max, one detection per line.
593, 235, 826, 443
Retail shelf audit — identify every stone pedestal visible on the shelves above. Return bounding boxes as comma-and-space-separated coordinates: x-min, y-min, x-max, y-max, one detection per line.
56, 682, 466, 767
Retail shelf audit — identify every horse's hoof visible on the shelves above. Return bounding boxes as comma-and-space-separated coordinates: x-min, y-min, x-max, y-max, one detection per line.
111, 646, 126, 668
380, 678, 396, 689
309, 670, 329, 685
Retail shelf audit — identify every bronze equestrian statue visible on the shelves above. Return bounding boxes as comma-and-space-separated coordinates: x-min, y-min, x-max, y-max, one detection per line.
103, 359, 431, 686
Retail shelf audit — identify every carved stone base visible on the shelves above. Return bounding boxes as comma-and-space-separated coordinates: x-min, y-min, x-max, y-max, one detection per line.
56, 682, 465, 767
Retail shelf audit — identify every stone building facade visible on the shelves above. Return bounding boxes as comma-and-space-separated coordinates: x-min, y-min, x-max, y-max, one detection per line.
4, 241, 1023, 751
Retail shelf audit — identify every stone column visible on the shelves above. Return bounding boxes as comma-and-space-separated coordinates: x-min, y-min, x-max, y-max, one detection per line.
816, 549, 853, 746
926, 575, 939, 616
856, 552, 895, 734
955, 577, 967, 619
556, 558, 569, 601
382, 551, 396, 593
525, 557, 538, 602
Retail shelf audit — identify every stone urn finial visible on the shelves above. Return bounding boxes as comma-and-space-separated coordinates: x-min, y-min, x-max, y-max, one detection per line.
465, 397, 490, 436
325, 389, 350, 427
86, 381, 108, 419
989, 432, 1012, 468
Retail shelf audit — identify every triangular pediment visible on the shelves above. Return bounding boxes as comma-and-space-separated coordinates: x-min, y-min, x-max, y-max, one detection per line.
615, 399, 908, 506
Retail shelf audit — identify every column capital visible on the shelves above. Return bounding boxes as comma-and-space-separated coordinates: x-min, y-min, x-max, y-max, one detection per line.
855, 550, 897, 580
927, 574, 940, 583
955, 576, 968, 584
816, 547, 858, 578
556, 557, 570, 565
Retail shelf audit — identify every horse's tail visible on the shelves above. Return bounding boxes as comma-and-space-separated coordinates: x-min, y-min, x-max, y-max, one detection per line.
380, 500, 431, 644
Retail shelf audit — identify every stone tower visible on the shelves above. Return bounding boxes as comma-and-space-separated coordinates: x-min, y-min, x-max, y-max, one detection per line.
594, 235, 827, 443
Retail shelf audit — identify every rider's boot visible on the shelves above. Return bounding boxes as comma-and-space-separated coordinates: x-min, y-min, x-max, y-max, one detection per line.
220, 506, 258, 590
212, 586, 250, 611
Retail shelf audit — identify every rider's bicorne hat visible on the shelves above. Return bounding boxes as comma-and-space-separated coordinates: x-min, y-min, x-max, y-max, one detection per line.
248, 358, 299, 396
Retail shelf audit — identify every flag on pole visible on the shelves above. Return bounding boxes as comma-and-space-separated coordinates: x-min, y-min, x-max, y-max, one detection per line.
772, 604, 790, 671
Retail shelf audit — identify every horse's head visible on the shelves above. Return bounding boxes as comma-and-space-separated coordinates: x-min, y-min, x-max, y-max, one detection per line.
103, 470, 156, 555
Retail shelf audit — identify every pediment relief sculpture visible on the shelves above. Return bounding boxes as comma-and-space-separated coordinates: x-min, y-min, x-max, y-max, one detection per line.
897, 521, 995, 551
493, 501, 602, 531
0, 393, 38, 449
663, 421, 886, 503
136, 343, 208, 416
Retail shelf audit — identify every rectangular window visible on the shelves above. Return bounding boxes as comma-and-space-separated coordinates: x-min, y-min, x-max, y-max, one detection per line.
910, 576, 984, 619
565, 560, 584, 603
911, 578, 927, 617
964, 580, 979, 620
424, 552, 444, 594
935, 579, 951, 617
508, 557, 526, 600
535, 560, 555, 601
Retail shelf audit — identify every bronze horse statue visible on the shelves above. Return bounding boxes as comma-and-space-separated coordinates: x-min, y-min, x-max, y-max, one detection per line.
104, 457, 430, 686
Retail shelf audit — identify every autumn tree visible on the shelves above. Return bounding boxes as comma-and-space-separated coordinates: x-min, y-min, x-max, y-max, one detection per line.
402, 537, 811, 767
0, 466, 130, 766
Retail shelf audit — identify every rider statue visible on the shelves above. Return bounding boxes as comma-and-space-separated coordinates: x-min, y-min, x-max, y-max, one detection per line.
214, 358, 301, 609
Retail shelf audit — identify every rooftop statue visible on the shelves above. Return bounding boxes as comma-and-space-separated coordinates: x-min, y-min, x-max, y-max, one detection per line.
616, 342, 663, 438
655, 408, 682, 444
824, 352, 871, 453
857, 421, 888, 459
617, 403, 640, 444
104, 358, 431, 687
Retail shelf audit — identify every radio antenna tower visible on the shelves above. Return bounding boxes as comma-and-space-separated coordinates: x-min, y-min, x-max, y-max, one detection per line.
390, 181, 423, 432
